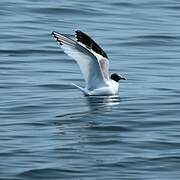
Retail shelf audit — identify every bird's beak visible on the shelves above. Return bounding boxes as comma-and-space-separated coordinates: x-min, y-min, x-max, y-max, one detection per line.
120, 76, 126, 80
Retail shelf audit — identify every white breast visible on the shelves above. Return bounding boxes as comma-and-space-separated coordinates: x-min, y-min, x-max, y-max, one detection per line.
87, 80, 119, 96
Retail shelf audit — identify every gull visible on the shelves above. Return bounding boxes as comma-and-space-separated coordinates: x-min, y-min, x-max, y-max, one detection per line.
52, 30, 126, 96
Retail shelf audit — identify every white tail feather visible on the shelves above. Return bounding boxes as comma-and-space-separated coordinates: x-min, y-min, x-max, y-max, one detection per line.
71, 83, 89, 95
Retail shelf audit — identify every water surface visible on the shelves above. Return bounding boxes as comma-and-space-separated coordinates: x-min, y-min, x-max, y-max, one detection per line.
1, 0, 180, 179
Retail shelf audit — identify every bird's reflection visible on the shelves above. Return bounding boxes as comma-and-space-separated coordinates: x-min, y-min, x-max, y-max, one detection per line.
85, 95, 121, 113
56, 95, 121, 120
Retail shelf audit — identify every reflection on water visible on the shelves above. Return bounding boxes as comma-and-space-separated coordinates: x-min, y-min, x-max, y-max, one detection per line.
56, 95, 121, 120
85, 95, 121, 111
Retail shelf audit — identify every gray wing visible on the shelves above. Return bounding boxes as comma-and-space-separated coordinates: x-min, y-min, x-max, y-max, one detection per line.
52, 31, 107, 90
99, 58, 109, 80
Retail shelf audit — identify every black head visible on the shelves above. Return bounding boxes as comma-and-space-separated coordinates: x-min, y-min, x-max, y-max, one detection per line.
110, 73, 126, 82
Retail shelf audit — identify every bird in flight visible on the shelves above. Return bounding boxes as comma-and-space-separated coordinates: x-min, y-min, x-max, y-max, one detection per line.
52, 30, 126, 96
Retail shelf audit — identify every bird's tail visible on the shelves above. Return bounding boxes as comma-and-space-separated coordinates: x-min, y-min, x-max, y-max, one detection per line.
71, 83, 89, 95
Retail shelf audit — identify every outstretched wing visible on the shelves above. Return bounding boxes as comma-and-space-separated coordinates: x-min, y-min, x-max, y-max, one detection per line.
52, 31, 107, 90
75, 30, 110, 80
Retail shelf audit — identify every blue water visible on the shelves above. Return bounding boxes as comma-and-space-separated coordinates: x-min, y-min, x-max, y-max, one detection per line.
1, 0, 180, 179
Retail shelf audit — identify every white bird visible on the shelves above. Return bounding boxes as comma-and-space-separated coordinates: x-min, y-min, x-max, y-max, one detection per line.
52, 30, 126, 96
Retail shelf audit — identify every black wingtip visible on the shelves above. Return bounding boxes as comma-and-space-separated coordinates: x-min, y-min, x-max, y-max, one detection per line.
52, 31, 57, 37
52, 31, 58, 36
52, 31, 57, 38
51, 31, 63, 45
75, 30, 83, 35
75, 30, 82, 41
